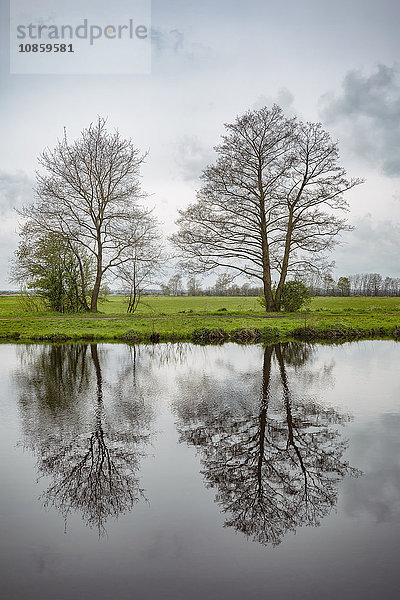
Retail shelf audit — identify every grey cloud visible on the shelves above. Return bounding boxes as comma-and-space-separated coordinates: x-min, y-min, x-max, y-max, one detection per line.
151, 27, 184, 53
169, 29, 184, 52
334, 214, 400, 277
174, 135, 215, 181
253, 88, 295, 112
151, 27, 210, 58
151, 26, 211, 63
320, 64, 400, 176
0, 171, 35, 216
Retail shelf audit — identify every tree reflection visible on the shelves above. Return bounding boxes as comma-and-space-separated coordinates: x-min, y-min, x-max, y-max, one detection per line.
175, 342, 361, 546
16, 344, 153, 534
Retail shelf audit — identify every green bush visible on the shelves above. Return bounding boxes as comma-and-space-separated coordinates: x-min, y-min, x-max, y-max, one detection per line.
281, 281, 311, 312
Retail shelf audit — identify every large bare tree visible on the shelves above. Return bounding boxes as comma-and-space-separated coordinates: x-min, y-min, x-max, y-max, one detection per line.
171, 105, 363, 311
19, 117, 153, 312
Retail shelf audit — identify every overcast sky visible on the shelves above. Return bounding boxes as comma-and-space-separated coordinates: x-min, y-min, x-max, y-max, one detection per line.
1, 0, 399, 288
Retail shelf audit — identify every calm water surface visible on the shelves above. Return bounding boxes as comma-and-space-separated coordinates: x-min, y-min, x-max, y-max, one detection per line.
0, 340, 399, 599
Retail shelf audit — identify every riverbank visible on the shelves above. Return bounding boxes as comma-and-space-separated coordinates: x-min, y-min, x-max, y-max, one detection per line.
1, 295, 399, 343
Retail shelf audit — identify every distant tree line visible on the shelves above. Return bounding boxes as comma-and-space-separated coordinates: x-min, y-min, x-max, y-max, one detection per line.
159, 271, 400, 298
160, 273, 263, 297
303, 273, 400, 297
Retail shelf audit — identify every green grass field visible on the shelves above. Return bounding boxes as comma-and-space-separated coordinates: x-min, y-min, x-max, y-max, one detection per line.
0, 294, 399, 343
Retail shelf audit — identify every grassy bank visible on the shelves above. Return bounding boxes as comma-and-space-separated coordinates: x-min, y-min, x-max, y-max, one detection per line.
0, 295, 400, 343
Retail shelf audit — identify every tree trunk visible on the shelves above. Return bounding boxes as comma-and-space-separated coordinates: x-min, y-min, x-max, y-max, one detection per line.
274, 212, 293, 311
262, 274, 275, 312
258, 174, 275, 312
127, 263, 140, 313
76, 254, 90, 312
275, 344, 308, 482
127, 287, 140, 313
256, 345, 273, 496
91, 275, 101, 312
91, 239, 102, 312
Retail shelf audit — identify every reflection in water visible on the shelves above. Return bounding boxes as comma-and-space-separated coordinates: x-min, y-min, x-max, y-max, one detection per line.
2, 340, 400, 600
14, 341, 361, 544
15, 344, 153, 534
175, 342, 361, 546
343, 413, 400, 523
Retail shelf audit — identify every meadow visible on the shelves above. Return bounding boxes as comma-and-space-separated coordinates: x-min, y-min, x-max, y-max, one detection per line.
0, 294, 399, 343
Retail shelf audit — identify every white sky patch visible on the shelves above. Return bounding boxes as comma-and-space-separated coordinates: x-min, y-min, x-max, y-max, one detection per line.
0, 170, 34, 215
0, 215, 20, 289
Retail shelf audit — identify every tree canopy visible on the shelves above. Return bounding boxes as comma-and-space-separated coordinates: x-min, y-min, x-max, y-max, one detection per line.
11, 231, 94, 312
16, 117, 157, 312
171, 105, 363, 311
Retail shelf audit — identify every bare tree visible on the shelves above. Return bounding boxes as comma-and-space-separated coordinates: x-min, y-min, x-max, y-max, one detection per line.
115, 214, 165, 313
171, 105, 363, 311
369, 273, 383, 296
160, 282, 171, 296
382, 276, 400, 297
337, 276, 350, 296
18, 117, 151, 312
168, 273, 183, 296
214, 272, 234, 296
187, 276, 202, 296
349, 273, 362, 295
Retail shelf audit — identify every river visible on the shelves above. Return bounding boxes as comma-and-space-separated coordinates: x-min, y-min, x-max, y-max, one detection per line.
0, 340, 399, 599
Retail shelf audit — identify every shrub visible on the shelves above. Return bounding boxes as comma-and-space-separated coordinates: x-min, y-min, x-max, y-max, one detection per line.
281, 280, 311, 312
258, 280, 311, 312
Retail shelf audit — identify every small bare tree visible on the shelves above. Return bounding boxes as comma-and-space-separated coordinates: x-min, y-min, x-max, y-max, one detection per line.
214, 272, 234, 296
187, 276, 202, 296
19, 117, 150, 312
115, 215, 164, 313
168, 273, 183, 296
171, 105, 363, 311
